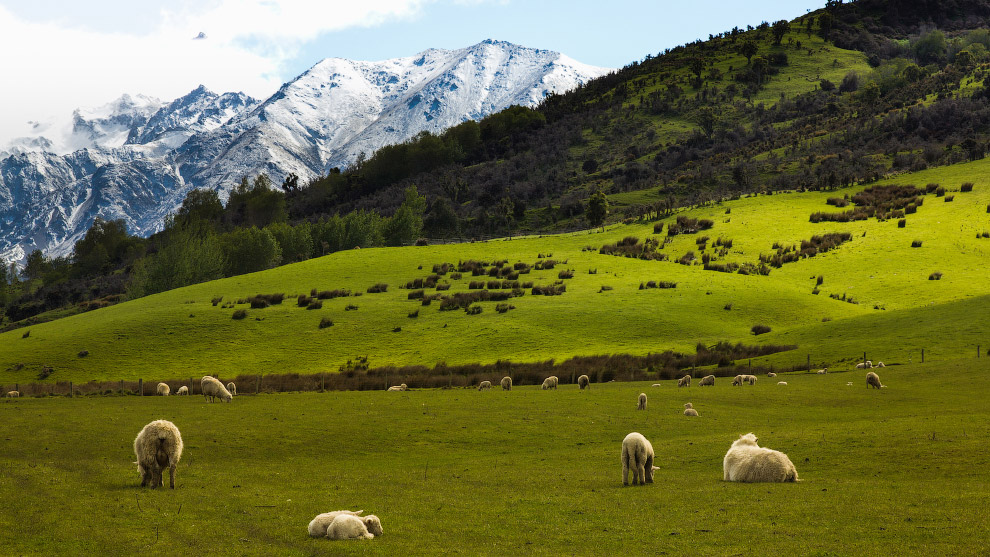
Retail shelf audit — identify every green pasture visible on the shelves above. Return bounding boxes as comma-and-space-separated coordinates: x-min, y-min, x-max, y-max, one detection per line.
3, 158, 990, 385
0, 357, 988, 555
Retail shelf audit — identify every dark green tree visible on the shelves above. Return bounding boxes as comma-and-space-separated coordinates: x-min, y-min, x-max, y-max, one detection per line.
384, 186, 427, 246
740, 41, 759, 65
176, 189, 224, 230
586, 190, 609, 231
771, 20, 790, 45
222, 227, 282, 276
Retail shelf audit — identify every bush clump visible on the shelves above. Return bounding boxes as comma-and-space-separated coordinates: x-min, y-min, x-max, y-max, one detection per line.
961, 182, 974, 192
408, 289, 425, 300
912, 240, 923, 248
317, 289, 350, 300
465, 305, 483, 315
898, 218, 906, 228
319, 317, 334, 329
232, 309, 248, 320
367, 283, 388, 294
751, 324, 771, 335
306, 300, 323, 310
929, 271, 943, 280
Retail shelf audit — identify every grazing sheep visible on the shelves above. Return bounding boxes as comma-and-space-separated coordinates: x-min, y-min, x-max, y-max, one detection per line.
677, 375, 691, 387
478, 381, 492, 391
745, 375, 757, 385
6, 390, 19, 398
777, 381, 787, 386
876, 361, 886, 368
767, 372, 777, 378
387, 383, 408, 392
308, 510, 364, 537
500, 376, 512, 390
578, 374, 590, 389
698, 375, 715, 386
684, 408, 699, 417
549, 375, 559, 388
133, 419, 183, 489
621, 432, 656, 486
723, 433, 799, 483
866, 371, 884, 389
157, 382, 170, 396
732, 375, 743, 386
200, 376, 232, 403
326, 514, 376, 540
684, 402, 693, 409
816, 368, 828, 375
176, 386, 189, 395
541, 377, 557, 390
637, 392, 647, 410
226, 382, 236, 396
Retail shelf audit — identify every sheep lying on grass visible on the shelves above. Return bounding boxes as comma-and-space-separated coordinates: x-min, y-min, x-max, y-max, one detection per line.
133, 419, 183, 489
876, 361, 886, 368
651, 383, 662, 387
621, 432, 657, 486
6, 390, 19, 398
637, 393, 647, 410
767, 372, 777, 378
684, 408, 699, 417
157, 383, 170, 396
478, 381, 492, 391
723, 433, 798, 483
201, 376, 232, 402
698, 375, 715, 386
176, 386, 189, 395
226, 382, 236, 396
856, 361, 873, 369
677, 374, 691, 387
327, 513, 383, 540
578, 374, 590, 389
387, 383, 408, 392
500, 376, 512, 390
777, 381, 787, 386
866, 371, 884, 389
308, 510, 364, 537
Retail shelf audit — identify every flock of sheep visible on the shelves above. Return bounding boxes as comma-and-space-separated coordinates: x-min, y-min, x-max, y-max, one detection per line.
124, 365, 885, 542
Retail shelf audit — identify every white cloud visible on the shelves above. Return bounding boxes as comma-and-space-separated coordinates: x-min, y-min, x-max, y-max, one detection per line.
0, 1, 433, 150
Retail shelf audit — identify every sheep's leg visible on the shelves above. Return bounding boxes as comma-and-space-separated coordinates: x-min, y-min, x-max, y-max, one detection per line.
622, 451, 630, 486
645, 454, 655, 484
169, 465, 176, 489
139, 466, 150, 487
635, 461, 645, 485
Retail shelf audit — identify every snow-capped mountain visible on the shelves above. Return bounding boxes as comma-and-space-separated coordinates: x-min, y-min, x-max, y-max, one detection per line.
0, 40, 611, 266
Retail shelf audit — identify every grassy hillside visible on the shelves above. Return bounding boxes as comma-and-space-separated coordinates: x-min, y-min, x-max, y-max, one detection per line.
0, 358, 988, 554
2, 158, 989, 386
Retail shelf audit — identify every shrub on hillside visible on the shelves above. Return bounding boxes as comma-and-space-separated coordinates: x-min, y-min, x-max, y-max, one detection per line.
912, 240, 923, 247
319, 317, 333, 329
898, 219, 906, 228
367, 283, 388, 293
961, 182, 974, 192
929, 271, 943, 280
944, 195, 954, 202
211, 296, 223, 306
751, 324, 771, 335
465, 305, 482, 315
306, 300, 323, 310
558, 269, 574, 279
232, 309, 248, 320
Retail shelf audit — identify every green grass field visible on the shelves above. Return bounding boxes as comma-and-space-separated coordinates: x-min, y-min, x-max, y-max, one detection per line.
3, 157, 990, 386
1, 357, 988, 555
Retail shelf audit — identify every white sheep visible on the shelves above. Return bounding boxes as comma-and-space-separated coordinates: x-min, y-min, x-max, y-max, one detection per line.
578, 374, 590, 389
866, 360, 873, 367
326, 513, 381, 540
847, 382, 854, 386
133, 419, 183, 489
6, 390, 19, 398
621, 432, 657, 486
226, 382, 236, 396
387, 383, 408, 392
732, 375, 743, 386
777, 381, 787, 386
500, 376, 512, 390
308, 510, 364, 537
651, 383, 662, 387
677, 375, 691, 387
767, 372, 777, 378
684, 408, 699, 417
876, 361, 886, 368
200, 376, 232, 403
550, 375, 559, 388
637, 392, 647, 410
157, 382, 170, 396
745, 375, 757, 385
816, 368, 828, 374
478, 381, 492, 391
176, 386, 189, 395
698, 375, 715, 386
723, 433, 799, 483
866, 371, 884, 389
541, 377, 557, 390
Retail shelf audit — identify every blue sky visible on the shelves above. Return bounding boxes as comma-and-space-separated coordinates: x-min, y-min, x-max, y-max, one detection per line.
0, 0, 827, 147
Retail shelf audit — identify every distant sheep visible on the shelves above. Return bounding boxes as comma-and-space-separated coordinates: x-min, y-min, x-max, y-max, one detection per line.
745, 375, 757, 385
651, 383, 662, 387
621, 432, 656, 486
637, 392, 647, 410
816, 368, 828, 374
699, 375, 715, 386
578, 374, 590, 389
226, 382, 236, 396
732, 375, 743, 386
478, 381, 492, 391
855, 362, 872, 369
6, 390, 19, 398
542, 377, 558, 390
500, 376, 512, 390
876, 361, 886, 368
684, 402, 693, 409
767, 372, 777, 378
308, 510, 364, 537
723, 433, 798, 483
677, 375, 691, 387
387, 383, 408, 392
176, 386, 189, 395
684, 408, 699, 417
866, 371, 884, 389
133, 419, 183, 489
157, 382, 170, 396
326, 513, 381, 540
200, 376, 232, 402
847, 382, 854, 386
549, 375, 559, 388
777, 381, 787, 386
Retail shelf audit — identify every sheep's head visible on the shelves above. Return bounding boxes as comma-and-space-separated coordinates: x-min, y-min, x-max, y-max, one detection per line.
221, 392, 232, 402
734, 433, 759, 447
363, 515, 383, 536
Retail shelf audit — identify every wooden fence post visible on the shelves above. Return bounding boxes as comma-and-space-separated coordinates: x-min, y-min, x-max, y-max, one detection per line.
120, 380, 123, 394
256, 375, 261, 394
807, 354, 811, 372
922, 348, 925, 363
138, 378, 143, 396
69, 382, 73, 397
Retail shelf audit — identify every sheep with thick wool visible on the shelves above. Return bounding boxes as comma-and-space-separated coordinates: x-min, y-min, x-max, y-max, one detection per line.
723, 433, 798, 483
541, 376, 557, 390
6, 390, 19, 398
500, 376, 512, 390
226, 382, 236, 396
876, 361, 886, 368
684, 402, 693, 409
637, 392, 647, 410
326, 513, 382, 540
816, 368, 828, 375
767, 372, 777, 378
578, 374, 590, 389
745, 375, 757, 385
732, 375, 743, 386
866, 371, 884, 389
201, 376, 232, 402
133, 419, 183, 489
176, 386, 189, 395
777, 381, 788, 386
478, 381, 492, 391
677, 375, 691, 387
157, 382, 170, 396
684, 408, 699, 417
308, 510, 367, 537
387, 383, 408, 392
621, 432, 658, 486
698, 375, 715, 386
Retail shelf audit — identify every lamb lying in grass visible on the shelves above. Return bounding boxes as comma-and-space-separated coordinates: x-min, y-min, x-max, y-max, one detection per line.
326, 514, 383, 540
723, 433, 798, 483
